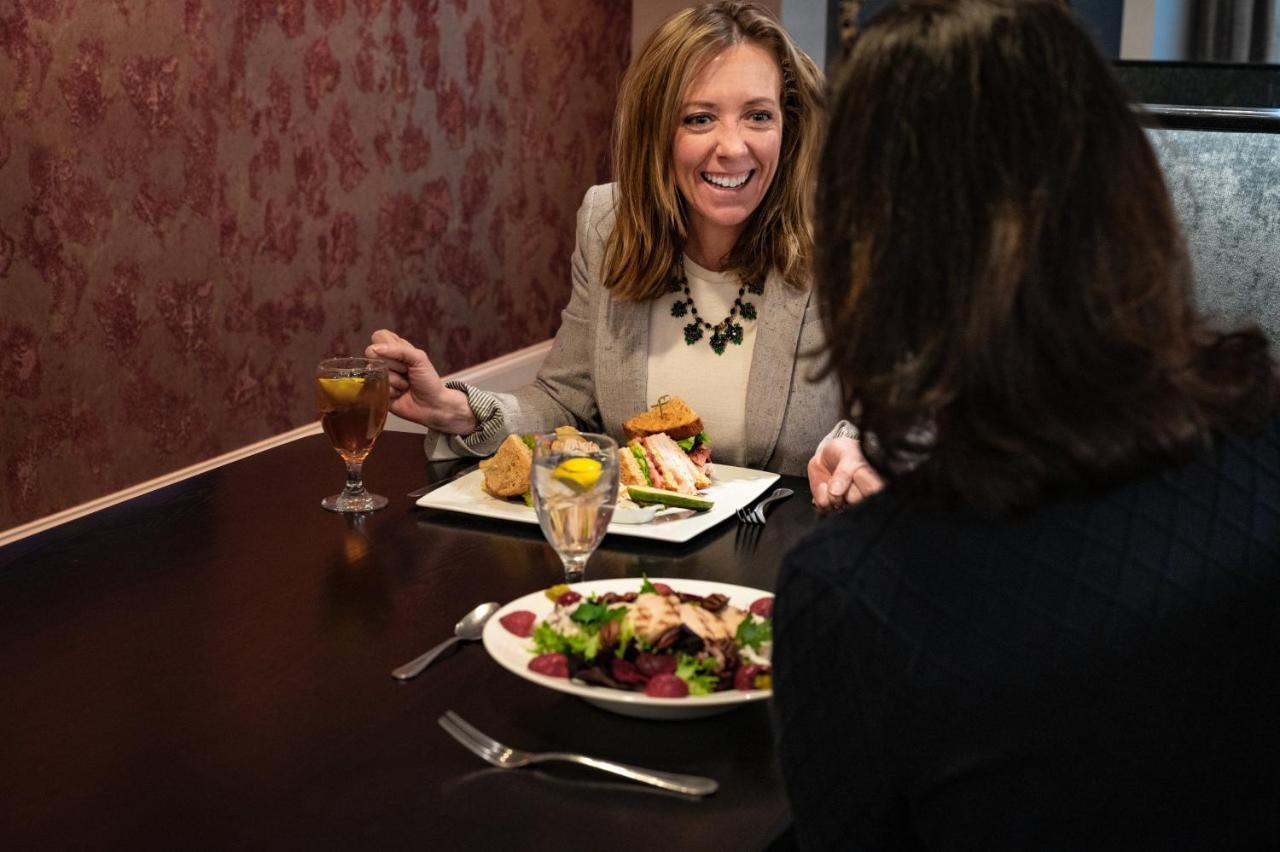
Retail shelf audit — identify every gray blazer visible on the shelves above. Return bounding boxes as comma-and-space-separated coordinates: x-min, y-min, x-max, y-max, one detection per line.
455, 184, 842, 476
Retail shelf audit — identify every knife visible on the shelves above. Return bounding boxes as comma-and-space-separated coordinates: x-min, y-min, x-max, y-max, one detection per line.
649, 508, 702, 525
408, 463, 481, 499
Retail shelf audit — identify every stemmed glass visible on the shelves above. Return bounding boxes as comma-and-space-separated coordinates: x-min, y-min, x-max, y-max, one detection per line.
315, 357, 390, 512
529, 432, 619, 582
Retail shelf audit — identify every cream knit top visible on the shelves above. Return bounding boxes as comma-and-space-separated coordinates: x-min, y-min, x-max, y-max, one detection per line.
645, 256, 757, 466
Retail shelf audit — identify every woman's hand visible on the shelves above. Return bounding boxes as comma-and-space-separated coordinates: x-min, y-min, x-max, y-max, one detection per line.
807, 436, 884, 512
365, 329, 478, 435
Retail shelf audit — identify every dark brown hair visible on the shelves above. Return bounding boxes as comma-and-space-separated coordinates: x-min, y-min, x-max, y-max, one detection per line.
605, 1, 823, 300
817, 0, 1275, 513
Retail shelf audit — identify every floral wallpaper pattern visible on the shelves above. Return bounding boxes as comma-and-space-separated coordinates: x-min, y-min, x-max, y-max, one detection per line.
0, 0, 628, 528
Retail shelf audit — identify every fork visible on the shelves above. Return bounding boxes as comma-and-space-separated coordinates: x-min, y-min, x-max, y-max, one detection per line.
736, 487, 795, 525
437, 711, 718, 797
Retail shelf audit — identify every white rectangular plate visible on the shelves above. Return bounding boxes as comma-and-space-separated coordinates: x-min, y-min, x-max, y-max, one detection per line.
415, 464, 779, 543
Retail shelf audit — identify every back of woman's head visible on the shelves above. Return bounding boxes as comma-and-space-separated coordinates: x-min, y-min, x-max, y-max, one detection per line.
606, 1, 823, 300
818, 0, 1274, 513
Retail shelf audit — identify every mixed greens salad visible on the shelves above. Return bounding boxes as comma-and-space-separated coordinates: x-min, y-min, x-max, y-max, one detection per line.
499, 576, 773, 699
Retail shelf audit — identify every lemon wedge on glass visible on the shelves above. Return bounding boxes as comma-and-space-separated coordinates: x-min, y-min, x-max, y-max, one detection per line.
318, 376, 365, 405
552, 457, 602, 491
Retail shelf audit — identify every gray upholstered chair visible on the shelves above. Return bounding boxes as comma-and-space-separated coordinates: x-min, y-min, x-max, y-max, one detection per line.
1149, 128, 1280, 342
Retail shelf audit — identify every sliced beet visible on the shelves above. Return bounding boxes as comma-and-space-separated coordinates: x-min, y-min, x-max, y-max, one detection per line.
499, 610, 536, 637
733, 663, 770, 691
643, 673, 689, 698
634, 652, 678, 677
555, 591, 582, 607
610, 657, 646, 685
528, 653, 569, 678
749, 597, 774, 618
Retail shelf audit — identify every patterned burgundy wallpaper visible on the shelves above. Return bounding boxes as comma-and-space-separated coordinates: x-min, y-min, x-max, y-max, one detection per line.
0, 0, 628, 529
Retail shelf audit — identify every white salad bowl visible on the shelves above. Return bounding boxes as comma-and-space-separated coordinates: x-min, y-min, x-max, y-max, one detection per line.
481, 577, 774, 721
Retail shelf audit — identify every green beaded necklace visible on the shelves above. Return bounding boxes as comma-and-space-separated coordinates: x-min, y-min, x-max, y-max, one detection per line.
669, 267, 762, 356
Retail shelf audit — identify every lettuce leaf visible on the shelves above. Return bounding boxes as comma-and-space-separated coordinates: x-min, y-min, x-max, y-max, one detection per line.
570, 601, 628, 632
735, 615, 772, 652
614, 614, 636, 659
629, 445, 652, 485
531, 621, 601, 660
531, 621, 567, 655
675, 653, 720, 695
676, 431, 711, 452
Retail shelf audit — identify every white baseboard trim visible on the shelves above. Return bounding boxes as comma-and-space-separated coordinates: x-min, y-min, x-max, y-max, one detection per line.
0, 340, 554, 548
0, 421, 323, 548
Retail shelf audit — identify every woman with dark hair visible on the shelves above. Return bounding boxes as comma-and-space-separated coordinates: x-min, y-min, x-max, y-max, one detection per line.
364, 2, 852, 477
773, 0, 1280, 847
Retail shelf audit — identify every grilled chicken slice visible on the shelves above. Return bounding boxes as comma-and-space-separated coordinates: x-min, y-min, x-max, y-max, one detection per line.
678, 602, 746, 643
624, 593, 683, 643
622, 593, 750, 646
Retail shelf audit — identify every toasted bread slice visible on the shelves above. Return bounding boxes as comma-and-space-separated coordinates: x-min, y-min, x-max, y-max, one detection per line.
623, 396, 704, 442
481, 434, 533, 498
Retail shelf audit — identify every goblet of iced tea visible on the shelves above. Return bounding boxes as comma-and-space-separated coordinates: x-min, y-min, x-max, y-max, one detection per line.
316, 357, 390, 512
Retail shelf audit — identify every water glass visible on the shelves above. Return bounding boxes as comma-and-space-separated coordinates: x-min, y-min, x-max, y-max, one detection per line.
529, 432, 619, 582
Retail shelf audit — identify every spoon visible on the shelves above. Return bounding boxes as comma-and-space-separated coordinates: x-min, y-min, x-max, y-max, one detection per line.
391, 601, 501, 681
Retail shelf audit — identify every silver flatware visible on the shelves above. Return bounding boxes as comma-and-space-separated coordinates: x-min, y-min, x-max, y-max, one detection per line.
649, 508, 701, 525
736, 487, 795, 525
391, 601, 499, 681
408, 463, 480, 499
438, 711, 718, 797
734, 519, 763, 555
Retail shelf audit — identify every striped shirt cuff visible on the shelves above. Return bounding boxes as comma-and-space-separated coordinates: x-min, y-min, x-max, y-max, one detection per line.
444, 380, 507, 453
822, 420, 860, 445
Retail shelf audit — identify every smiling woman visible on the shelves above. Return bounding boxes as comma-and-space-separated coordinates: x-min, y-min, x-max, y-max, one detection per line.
604, 1, 821, 302
366, 2, 859, 482
672, 42, 783, 270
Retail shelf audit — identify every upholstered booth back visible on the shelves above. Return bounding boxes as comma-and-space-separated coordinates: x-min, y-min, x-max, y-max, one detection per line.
1149, 128, 1280, 341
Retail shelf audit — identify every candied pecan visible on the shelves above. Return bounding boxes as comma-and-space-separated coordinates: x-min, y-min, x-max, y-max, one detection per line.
701, 593, 730, 612
597, 618, 620, 649
651, 625, 705, 655
705, 637, 739, 672
652, 624, 684, 651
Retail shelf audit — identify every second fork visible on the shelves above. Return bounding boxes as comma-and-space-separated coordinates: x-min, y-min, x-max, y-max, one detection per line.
737, 487, 795, 525
438, 711, 718, 797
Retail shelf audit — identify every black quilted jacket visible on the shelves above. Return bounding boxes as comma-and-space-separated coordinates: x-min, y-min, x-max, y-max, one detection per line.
774, 419, 1280, 851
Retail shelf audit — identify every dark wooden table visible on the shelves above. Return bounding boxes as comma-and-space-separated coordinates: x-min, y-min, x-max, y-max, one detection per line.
0, 432, 820, 849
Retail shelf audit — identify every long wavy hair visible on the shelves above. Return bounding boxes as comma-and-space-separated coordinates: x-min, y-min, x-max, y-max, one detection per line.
605, 1, 823, 301
817, 0, 1275, 513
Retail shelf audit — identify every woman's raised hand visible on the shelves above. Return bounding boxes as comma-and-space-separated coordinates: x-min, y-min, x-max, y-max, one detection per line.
807, 436, 884, 512
365, 329, 478, 435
